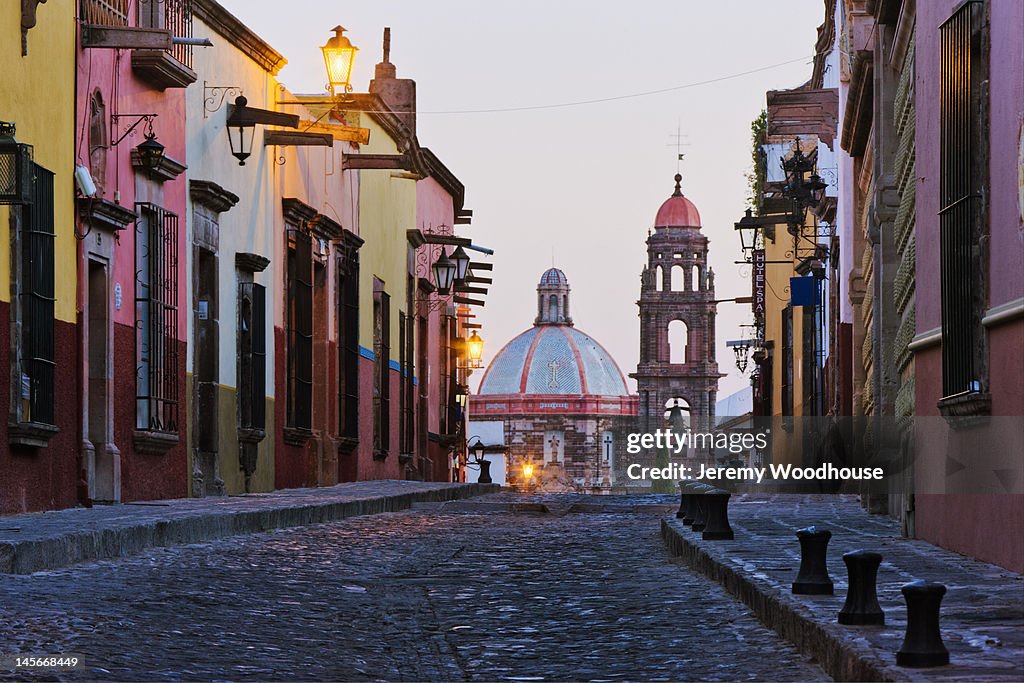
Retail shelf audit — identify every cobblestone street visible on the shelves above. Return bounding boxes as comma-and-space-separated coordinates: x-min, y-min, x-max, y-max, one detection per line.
0, 493, 826, 681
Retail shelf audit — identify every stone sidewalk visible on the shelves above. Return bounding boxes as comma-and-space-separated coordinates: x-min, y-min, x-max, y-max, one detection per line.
661, 494, 1024, 682
0, 481, 497, 574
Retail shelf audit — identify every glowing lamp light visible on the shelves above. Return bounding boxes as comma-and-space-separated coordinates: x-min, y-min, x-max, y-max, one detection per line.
321, 25, 359, 97
522, 463, 535, 480
466, 330, 484, 365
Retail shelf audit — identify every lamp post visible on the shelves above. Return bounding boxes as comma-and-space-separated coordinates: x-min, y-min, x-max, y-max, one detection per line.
321, 25, 359, 97
467, 436, 492, 485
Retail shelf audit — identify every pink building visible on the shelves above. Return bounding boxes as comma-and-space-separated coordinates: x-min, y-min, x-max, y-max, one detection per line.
911, 0, 1024, 572
74, 0, 194, 504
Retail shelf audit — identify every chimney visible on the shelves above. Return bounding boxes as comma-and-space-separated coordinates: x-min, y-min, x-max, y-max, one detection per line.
369, 27, 417, 137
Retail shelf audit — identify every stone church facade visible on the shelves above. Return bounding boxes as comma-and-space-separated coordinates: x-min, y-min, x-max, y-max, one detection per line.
470, 269, 637, 492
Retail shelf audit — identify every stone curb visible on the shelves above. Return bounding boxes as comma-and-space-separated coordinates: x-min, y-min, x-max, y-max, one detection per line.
661, 517, 909, 683
0, 483, 498, 575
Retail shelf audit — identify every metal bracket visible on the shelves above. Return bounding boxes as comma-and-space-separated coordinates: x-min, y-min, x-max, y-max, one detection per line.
203, 82, 243, 118
111, 114, 157, 147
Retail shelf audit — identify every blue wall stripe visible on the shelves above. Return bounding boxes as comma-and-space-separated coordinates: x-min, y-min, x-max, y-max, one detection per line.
358, 346, 418, 383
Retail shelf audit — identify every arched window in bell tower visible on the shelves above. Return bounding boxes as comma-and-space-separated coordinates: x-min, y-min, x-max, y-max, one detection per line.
669, 319, 688, 364
655, 265, 664, 292
671, 264, 685, 291
548, 294, 559, 322
692, 264, 701, 292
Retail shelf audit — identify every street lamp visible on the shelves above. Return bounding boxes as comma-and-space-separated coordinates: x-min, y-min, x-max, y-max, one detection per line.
321, 25, 359, 97
225, 95, 256, 166
135, 126, 165, 176
450, 244, 471, 282
734, 209, 759, 254
0, 121, 32, 205
522, 462, 535, 482
467, 436, 492, 484
432, 248, 458, 295
466, 330, 484, 367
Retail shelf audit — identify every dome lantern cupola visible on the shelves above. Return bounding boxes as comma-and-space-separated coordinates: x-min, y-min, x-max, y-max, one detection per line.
536, 267, 572, 326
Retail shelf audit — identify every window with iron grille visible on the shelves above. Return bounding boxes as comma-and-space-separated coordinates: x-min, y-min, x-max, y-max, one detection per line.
137, 0, 193, 67
397, 311, 415, 457
802, 307, 817, 417
238, 282, 266, 431
337, 250, 360, 444
939, 0, 987, 399
12, 163, 56, 427
782, 307, 794, 417
287, 229, 313, 430
135, 203, 179, 433
373, 288, 391, 456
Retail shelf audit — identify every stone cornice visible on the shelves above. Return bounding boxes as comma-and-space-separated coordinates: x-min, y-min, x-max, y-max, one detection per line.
235, 252, 270, 273
77, 197, 138, 232
310, 214, 343, 241
281, 197, 317, 226
190, 179, 239, 213
841, 51, 874, 157
193, 0, 287, 75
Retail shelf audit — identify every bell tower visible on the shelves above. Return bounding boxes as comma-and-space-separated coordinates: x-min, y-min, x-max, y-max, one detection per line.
632, 174, 723, 458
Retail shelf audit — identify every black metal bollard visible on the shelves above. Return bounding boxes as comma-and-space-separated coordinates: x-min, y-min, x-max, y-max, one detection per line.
477, 459, 493, 484
701, 488, 734, 540
682, 482, 700, 525
676, 481, 689, 518
896, 580, 949, 667
838, 550, 884, 625
792, 526, 834, 595
690, 484, 714, 532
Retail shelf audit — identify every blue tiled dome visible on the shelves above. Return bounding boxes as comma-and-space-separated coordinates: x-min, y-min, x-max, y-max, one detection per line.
539, 268, 568, 287
478, 325, 629, 396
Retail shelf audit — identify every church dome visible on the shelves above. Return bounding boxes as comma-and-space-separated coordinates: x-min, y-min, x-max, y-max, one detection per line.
478, 325, 630, 396
539, 268, 568, 287
654, 173, 701, 229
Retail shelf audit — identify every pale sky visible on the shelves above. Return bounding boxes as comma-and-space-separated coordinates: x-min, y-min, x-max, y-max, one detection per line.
220, 0, 826, 398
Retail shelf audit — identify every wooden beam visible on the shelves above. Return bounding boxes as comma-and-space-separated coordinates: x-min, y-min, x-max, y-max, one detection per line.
465, 276, 492, 285
343, 153, 408, 171
468, 262, 492, 271
453, 296, 486, 306
264, 130, 332, 147
421, 234, 472, 246
300, 120, 371, 144
81, 25, 172, 50
228, 103, 299, 128
454, 285, 488, 295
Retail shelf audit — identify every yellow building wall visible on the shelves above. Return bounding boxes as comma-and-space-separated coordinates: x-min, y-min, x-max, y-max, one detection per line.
351, 112, 417, 359
0, 0, 76, 323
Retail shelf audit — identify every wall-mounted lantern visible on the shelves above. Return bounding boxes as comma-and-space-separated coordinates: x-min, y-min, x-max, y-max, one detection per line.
322, 25, 358, 97
432, 248, 458, 295
466, 330, 484, 367
450, 244, 471, 282
226, 96, 256, 165
0, 121, 33, 204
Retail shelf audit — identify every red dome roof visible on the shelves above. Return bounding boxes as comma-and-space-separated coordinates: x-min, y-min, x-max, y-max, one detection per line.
654, 174, 701, 228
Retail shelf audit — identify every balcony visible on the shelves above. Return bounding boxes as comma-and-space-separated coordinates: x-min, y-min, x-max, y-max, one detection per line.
130, 0, 197, 89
